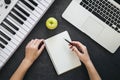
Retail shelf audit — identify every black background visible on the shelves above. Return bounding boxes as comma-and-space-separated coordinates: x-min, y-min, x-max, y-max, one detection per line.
0, 0, 120, 80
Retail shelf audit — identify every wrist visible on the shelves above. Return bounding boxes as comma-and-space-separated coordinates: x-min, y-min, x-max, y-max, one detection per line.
84, 60, 92, 66
22, 58, 33, 67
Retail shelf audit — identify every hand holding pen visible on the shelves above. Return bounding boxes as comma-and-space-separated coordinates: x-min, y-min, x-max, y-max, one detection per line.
65, 39, 91, 65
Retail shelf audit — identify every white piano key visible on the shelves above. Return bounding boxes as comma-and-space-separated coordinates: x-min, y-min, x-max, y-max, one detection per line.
13, 18, 32, 31
0, 48, 2, 54
6, 45, 13, 52
1, 42, 14, 54
0, 42, 9, 55
0, 55, 5, 62
3, 21, 17, 34
16, 31, 25, 39
6, 17, 19, 30
24, 21, 33, 28
0, 61, 3, 68
17, 2, 38, 21
36, 0, 49, 8
0, 35, 8, 44
6, 17, 28, 39
3, 45, 14, 56
7, 16, 27, 35
40, 0, 49, 7
21, 24, 30, 32
25, 0, 42, 15
35, 7, 44, 15
0, 41, 5, 47
18, 1, 38, 18
0, 26, 19, 46
0, 25, 13, 39
45, 0, 53, 4
27, 17, 35, 25
25, 0, 36, 8
1, 24, 21, 42
17, 18, 33, 29
11, 11, 24, 24
7, 16, 28, 35
2, 48, 9, 56
13, 34, 22, 42
7, 41, 17, 49
0, 52, 8, 60
31, 10, 41, 18
34, 0, 46, 11
0, 51, 8, 64
29, 13, 38, 21
14, 7, 35, 26
1, 37, 17, 50
14, 7, 27, 18
7, 16, 25, 32
0, 50, 3, 55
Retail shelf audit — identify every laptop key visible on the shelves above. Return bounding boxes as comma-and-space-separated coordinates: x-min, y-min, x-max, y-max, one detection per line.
92, 11, 106, 22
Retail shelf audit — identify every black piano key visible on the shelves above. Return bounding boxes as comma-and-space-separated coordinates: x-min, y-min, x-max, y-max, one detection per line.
12, 8, 27, 21
4, 19, 19, 31
28, 0, 38, 6
1, 23, 16, 35
0, 31, 11, 41
15, 5, 30, 17
0, 37, 8, 45
20, 0, 35, 10
9, 13, 24, 25
0, 43, 5, 49
92, 11, 106, 22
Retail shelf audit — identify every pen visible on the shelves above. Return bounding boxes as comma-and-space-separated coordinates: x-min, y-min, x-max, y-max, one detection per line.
64, 39, 83, 53
64, 39, 73, 45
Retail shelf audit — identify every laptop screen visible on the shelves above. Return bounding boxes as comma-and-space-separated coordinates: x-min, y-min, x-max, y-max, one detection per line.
114, 0, 120, 5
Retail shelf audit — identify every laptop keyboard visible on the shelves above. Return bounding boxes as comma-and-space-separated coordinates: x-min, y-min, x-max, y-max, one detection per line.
80, 0, 120, 33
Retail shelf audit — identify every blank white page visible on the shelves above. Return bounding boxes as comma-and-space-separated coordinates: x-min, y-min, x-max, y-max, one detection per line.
45, 31, 81, 75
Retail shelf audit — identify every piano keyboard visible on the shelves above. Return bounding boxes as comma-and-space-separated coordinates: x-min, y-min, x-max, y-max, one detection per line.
0, 0, 54, 69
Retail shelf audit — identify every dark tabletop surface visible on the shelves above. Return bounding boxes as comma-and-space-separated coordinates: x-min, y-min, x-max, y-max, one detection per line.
0, 0, 120, 80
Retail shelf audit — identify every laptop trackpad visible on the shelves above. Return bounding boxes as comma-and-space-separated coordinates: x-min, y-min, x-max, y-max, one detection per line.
83, 17, 105, 38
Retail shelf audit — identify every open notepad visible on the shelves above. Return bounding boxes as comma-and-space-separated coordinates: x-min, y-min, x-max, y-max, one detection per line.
45, 31, 81, 75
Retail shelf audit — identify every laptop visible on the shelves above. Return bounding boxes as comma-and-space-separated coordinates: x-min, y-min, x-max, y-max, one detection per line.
62, 0, 120, 53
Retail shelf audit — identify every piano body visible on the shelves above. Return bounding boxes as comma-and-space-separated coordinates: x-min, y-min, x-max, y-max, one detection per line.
0, 0, 54, 69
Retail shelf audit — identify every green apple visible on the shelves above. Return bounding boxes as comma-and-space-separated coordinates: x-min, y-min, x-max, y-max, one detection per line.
46, 17, 58, 30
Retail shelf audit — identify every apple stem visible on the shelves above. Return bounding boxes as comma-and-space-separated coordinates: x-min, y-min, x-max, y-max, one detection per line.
50, 22, 53, 24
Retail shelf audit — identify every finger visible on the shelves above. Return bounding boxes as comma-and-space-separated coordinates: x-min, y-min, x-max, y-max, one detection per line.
26, 39, 34, 47
71, 41, 85, 52
38, 44, 45, 55
71, 41, 84, 46
69, 43, 72, 46
69, 45, 73, 49
71, 46, 77, 51
35, 39, 44, 47
33, 39, 38, 45
71, 46, 82, 57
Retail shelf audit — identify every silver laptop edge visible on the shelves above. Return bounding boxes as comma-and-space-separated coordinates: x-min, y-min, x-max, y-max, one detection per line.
62, 0, 120, 53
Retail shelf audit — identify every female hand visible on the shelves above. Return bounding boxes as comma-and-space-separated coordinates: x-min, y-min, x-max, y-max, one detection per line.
69, 41, 91, 65
24, 39, 45, 64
